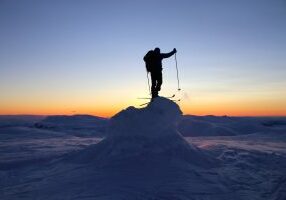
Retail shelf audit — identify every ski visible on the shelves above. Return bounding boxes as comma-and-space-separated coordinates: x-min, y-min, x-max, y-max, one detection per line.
173, 99, 181, 102
139, 98, 180, 107
138, 94, 175, 100
140, 102, 150, 106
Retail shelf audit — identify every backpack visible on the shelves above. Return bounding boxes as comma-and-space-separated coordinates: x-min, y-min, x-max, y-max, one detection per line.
143, 50, 154, 72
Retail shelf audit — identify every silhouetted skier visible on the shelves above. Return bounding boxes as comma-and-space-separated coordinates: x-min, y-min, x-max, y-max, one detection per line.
144, 47, 177, 98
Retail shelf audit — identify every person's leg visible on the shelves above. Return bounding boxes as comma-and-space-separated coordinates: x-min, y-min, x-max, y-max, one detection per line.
150, 72, 158, 98
156, 72, 163, 92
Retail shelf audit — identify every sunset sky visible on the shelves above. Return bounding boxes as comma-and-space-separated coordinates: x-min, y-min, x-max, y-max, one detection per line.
1, 0, 286, 117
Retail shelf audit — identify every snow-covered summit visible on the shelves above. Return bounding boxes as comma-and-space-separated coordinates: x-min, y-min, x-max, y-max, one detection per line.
109, 97, 182, 138
72, 97, 216, 167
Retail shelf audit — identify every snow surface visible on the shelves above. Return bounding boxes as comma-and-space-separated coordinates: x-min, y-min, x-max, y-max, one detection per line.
0, 98, 286, 199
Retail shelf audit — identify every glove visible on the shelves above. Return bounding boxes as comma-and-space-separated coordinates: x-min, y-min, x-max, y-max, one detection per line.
173, 48, 177, 53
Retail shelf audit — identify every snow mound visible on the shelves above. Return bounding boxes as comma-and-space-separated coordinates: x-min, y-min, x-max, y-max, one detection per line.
70, 97, 217, 167
109, 97, 181, 137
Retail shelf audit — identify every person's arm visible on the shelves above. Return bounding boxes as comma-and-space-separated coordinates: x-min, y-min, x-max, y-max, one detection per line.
161, 48, 177, 59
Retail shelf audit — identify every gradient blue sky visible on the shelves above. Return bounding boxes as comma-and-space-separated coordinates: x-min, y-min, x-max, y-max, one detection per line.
1, 0, 286, 116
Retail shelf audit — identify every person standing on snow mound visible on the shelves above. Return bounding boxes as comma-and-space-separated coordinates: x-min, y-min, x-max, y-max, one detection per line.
144, 47, 177, 98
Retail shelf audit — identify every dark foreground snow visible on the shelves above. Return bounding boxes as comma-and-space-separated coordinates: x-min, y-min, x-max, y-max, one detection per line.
0, 98, 286, 200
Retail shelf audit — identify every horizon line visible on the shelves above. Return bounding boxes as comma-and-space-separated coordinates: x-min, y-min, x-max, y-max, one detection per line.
1, 113, 286, 118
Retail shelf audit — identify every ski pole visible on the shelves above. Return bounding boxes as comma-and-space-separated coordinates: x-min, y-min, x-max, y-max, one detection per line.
175, 53, 181, 91
146, 71, 151, 95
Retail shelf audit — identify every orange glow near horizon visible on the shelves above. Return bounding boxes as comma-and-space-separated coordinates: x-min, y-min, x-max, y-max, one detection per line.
0, 99, 123, 118
1, 106, 286, 118
1, 84, 286, 117
1, 97, 286, 117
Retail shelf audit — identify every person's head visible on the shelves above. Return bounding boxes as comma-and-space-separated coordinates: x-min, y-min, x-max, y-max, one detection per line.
154, 47, 160, 54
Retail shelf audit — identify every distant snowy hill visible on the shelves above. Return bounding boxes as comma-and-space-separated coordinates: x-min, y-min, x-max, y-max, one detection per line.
177, 115, 285, 136
34, 114, 108, 136
38, 114, 107, 126
0, 115, 45, 127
